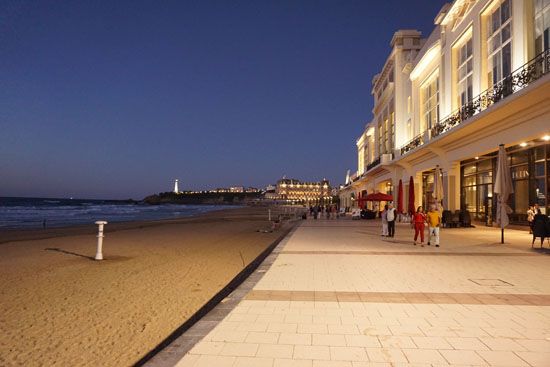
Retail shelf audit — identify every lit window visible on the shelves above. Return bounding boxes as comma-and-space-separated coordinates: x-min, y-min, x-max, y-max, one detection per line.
487, 0, 512, 86
457, 38, 473, 106
535, 0, 550, 54
421, 73, 439, 130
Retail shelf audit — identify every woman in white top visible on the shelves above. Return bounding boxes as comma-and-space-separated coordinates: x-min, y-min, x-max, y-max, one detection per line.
527, 206, 535, 234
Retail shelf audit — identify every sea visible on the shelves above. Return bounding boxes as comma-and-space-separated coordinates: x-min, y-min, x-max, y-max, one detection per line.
0, 197, 234, 229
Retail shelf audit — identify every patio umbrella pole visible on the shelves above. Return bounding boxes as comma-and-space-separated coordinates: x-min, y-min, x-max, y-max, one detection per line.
494, 144, 513, 245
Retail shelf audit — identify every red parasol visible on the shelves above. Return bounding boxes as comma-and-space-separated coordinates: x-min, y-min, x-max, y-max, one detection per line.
408, 176, 415, 215
397, 179, 403, 214
364, 192, 393, 201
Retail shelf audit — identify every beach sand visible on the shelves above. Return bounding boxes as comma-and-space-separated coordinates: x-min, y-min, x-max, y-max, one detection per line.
0, 206, 293, 366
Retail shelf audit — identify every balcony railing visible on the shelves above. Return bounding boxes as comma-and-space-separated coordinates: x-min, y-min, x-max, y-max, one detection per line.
431, 48, 550, 139
400, 133, 425, 156
366, 156, 381, 171
397, 49, 550, 156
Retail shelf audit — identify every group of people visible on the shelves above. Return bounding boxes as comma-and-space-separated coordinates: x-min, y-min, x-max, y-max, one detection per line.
527, 204, 550, 246
309, 205, 338, 220
380, 203, 396, 237
380, 203, 441, 247
412, 205, 441, 247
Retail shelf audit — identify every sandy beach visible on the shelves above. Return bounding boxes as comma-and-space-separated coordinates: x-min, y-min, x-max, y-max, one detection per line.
0, 206, 293, 366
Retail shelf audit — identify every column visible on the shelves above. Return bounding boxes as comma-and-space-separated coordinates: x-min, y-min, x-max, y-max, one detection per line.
414, 171, 423, 210
444, 162, 461, 211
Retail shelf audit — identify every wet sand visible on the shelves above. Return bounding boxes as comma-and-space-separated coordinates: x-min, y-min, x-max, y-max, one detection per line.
0, 206, 292, 366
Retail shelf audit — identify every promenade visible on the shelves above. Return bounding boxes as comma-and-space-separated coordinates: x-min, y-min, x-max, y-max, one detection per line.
171, 218, 550, 367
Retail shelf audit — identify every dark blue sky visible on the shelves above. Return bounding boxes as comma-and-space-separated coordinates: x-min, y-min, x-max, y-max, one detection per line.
1, 0, 447, 199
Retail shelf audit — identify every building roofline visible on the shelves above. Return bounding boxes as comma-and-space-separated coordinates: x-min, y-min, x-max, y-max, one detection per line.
434, 3, 452, 25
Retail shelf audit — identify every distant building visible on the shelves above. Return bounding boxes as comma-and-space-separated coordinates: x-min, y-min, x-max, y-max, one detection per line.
229, 186, 245, 193
274, 178, 332, 204
265, 184, 276, 192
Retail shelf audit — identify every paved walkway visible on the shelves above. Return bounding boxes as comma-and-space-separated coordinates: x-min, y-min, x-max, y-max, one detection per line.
173, 219, 550, 367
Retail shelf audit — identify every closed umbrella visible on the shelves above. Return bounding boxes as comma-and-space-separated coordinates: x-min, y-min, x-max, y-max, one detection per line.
397, 179, 404, 214
494, 144, 514, 244
408, 176, 415, 216
432, 165, 444, 212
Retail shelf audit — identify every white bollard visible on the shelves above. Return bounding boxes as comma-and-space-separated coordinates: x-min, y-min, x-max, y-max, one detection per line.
95, 221, 108, 260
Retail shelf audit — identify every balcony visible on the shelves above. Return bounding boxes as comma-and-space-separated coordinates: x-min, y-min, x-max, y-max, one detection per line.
366, 156, 381, 172
431, 49, 550, 139
400, 133, 425, 156
398, 49, 550, 155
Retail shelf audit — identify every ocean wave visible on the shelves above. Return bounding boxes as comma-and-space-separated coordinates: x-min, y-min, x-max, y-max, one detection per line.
0, 201, 235, 229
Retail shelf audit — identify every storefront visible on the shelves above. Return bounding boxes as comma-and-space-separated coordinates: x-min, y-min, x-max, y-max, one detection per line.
460, 143, 550, 225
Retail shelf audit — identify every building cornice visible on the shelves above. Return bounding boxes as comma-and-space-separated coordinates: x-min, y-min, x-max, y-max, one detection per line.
440, 0, 476, 29
410, 41, 441, 81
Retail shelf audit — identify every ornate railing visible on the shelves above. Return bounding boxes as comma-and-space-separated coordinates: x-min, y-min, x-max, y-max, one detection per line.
366, 156, 381, 171
400, 133, 425, 156
431, 48, 550, 139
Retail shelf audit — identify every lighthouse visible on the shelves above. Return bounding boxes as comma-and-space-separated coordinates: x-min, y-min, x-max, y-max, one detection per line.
174, 179, 179, 193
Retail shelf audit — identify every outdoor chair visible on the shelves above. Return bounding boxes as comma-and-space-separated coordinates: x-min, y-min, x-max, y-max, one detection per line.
461, 210, 472, 227
442, 210, 452, 228
451, 210, 461, 227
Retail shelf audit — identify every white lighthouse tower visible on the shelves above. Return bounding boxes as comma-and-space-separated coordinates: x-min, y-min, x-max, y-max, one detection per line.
173, 179, 179, 193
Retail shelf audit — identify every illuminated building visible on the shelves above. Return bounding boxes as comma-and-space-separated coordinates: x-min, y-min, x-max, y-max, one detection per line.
274, 178, 332, 204
341, 0, 550, 224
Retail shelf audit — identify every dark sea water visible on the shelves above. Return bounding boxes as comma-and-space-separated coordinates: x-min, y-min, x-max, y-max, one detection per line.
0, 197, 234, 229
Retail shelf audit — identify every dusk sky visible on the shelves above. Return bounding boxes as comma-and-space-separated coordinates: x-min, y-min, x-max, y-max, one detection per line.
1, 0, 447, 200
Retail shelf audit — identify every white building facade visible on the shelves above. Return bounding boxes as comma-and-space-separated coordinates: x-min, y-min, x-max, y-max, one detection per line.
341, 0, 550, 225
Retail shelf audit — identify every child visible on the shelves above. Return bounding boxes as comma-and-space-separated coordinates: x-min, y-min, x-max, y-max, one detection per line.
426, 205, 441, 247
412, 206, 426, 246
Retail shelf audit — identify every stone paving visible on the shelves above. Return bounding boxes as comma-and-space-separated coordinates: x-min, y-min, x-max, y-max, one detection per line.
170, 218, 550, 367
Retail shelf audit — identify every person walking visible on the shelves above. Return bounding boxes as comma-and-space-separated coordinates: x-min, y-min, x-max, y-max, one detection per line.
527, 205, 535, 234
381, 205, 388, 237
387, 203, 396, 238
412, 206, 426, 246
532, 209, 548, 247
426, 204, 441, 247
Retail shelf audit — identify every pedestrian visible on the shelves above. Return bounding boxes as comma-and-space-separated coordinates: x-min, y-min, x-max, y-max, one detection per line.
381, 204, 388, 237
387, 203, 396, 238
313, 205, 319, 220
331, 205, 337, 219
412, 206, 426, 246
527, 205, 535, 234
532, 209, 548, 247
426, 204, 441, 247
